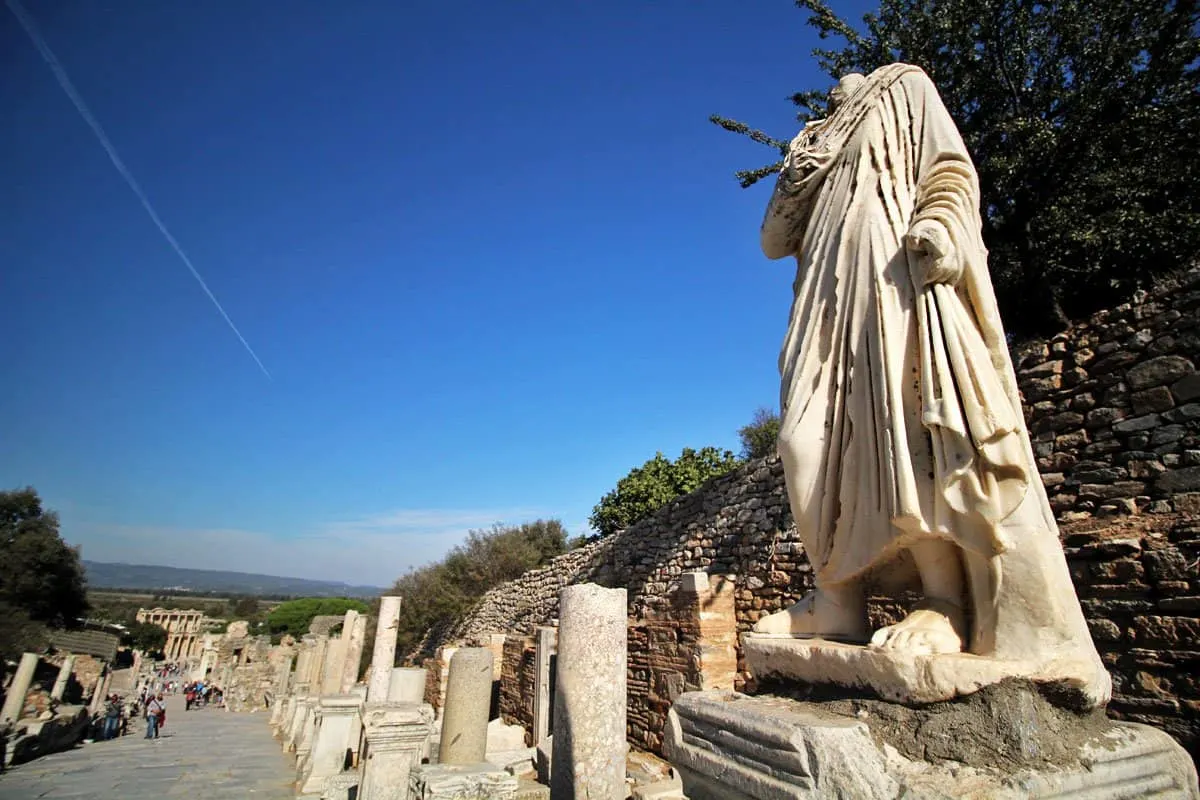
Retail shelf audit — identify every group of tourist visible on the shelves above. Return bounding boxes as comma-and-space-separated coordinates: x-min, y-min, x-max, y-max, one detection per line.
182, 681, 222, 710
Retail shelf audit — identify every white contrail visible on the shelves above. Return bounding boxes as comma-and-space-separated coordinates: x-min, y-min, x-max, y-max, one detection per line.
6, 0, 272, 379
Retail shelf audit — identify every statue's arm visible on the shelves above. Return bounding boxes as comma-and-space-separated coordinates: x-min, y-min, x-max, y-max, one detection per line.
903, 71, 978, 288
760, 124, 824, 260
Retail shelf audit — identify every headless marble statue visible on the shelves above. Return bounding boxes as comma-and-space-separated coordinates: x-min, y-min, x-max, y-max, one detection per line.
751, 64, 1110, 705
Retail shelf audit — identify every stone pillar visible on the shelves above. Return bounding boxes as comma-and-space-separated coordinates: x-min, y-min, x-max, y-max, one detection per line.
386, 668, 427, 703
437, 648, 493, 765
367, 596, 402, 702
551, 584, 627, 800
340, 610, 368, 693
320, 636, 348, 696
300, 694, 362, 794
533, 626, 557, 747
359, 702, 434, 800
1, 652, 39, 723
269, 652, 295, 726
293, 637, 329, 761
50, 655, 76, 701
89, 670, 112, 716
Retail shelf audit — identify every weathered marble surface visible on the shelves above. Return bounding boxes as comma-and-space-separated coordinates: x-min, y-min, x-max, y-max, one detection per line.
410, 762, 518, 799
743, 635, 1109, 706
368, 596, 403, 702
665, 691, 1199, 800
438, 648, 493, 765
550, 584, 627, 800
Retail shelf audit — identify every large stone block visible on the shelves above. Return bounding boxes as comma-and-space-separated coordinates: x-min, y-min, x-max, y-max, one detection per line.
665, 690, 1199, 799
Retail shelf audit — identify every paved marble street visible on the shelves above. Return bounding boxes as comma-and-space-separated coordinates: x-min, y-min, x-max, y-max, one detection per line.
0, 696, 296, 799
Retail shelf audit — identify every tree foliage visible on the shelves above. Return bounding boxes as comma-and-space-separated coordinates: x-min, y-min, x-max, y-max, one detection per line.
226, 596, 261, 620
0, 487, 88, 631
390, 520, 569, 659
738, 408, 781, 460
265, 597, 369, 637
122, 620, 168, 653
589, 447, 741, 538
713, 0, 1200, 335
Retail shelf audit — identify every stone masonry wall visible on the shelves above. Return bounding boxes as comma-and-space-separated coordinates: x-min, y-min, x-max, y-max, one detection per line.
1019, 271, 1200, 516
499, 635, 535, 734
435, 272, 1200, 760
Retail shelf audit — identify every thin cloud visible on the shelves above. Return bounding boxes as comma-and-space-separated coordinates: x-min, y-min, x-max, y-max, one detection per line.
6, 0, 271, 379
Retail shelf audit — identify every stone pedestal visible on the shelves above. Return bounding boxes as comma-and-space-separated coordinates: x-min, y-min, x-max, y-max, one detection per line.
295, 695, 322, 769
269, 653, 294, 727
551, 584, 627, 800
665, 690, 1200, 800
2, 653, 39, 723
50, 655, 75, 701
743, 634, 1106, 705
387, 667, 427, 703
368, 596, 403, 702
439, 648, 494, 765
300, 694, 362, 794
288, 693, 314, 753
359, 701, 435, 800
410, 762, 519, 799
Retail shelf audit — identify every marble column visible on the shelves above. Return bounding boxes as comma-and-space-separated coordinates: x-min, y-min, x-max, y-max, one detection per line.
88, 671, 112, 716
50, 655, 76, 701
533, 626, 557, 747
386, 668, 426, 703
367, 596, 402, 702
437, 648, 493, 765
359, 702, 434, 800
551, 584, 627, 800
340, 611, 368, 694
300, 694, 362, 794
1, 653, 39, 723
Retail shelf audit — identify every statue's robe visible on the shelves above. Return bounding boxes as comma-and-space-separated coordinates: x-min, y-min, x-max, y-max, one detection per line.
762, 64, 1108, 700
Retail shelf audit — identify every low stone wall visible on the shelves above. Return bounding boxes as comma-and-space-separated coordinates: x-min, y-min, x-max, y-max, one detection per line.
1066, 515, 1200, 753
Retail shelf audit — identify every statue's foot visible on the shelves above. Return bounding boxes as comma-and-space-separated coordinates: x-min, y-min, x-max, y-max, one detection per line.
869, 598, 966, 655
751, 588, 867, 640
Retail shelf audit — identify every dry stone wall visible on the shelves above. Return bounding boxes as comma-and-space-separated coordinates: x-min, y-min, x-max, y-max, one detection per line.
434, 272, 1200, 761
1018, 271, 1200, 517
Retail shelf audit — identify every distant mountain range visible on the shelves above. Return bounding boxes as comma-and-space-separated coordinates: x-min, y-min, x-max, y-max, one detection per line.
84, 560, 382, 598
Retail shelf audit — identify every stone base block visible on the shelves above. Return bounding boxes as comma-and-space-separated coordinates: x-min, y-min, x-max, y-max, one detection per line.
743, 634, 1106, 706
514, 779, 549, 800
411, 762, 519, 799
321, 771, 360, 800
665, 691, 1199, 800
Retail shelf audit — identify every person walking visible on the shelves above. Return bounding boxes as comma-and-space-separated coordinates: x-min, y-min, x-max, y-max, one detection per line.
144, 694, 163, 739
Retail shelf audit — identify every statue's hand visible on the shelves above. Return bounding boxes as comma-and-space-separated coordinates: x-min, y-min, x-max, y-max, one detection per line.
905, 220, 961, 286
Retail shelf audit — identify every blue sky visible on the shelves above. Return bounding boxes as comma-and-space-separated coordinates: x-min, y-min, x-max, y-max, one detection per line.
1, 0, 868, 586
